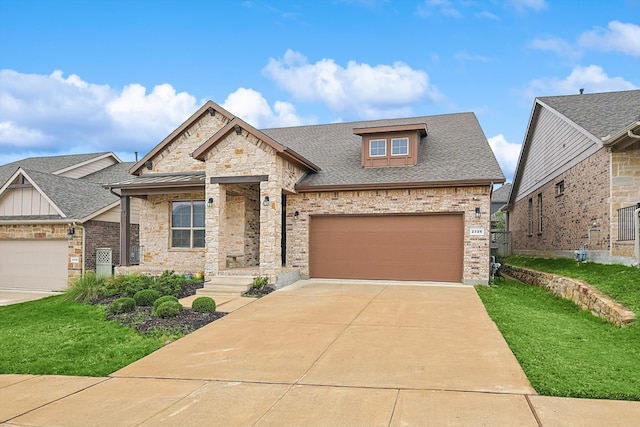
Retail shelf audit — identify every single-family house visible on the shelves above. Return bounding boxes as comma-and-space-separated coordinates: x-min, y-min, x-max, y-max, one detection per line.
0, 153, 140, 291
506, 89, 640, 265
107, 101, 504, 287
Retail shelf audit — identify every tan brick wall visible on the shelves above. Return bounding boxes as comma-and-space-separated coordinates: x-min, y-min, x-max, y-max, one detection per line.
611, 143, 640, 258
286, 186, 492, 285
511, 148, 610, 256
139, 192, 206, 273
0, 223, 82, 284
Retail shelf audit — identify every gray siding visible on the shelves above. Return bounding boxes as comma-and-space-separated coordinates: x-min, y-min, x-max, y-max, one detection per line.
57, 156, 118, 179
515, 106, 600, 202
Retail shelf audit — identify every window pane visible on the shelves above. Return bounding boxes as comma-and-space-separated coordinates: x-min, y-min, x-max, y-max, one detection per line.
193, 200, 205, 227
391, 138, 408, 155
172, 201, 191, 227
172, 230, 191, 248
193, 229, 205, 248
370, 139, 386, 156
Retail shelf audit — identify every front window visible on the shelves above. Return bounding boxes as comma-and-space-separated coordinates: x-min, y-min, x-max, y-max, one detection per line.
369, 139, 386, 157
537, 193, 543, 233
171, 200, 205, 248
527, 198, 533, 235
391, 138, 409, 155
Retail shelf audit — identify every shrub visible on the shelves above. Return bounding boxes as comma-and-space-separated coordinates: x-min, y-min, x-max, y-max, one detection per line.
192, 297, 216, 313
150, 270, 182, 297
252, 276, 269, 290
109, 297, 136, 314
133, 289, 161, 307
63, 272, 108, 303
154, 301, 183, 318
153, 295, 179, 312
104, 273, 153, 297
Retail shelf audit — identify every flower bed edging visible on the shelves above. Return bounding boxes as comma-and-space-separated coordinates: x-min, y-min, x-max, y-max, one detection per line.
501, 264, 635, 326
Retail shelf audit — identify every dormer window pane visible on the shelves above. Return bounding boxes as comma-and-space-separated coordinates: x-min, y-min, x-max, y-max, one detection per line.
391, 138, 409, 155
370, 139, 386, 157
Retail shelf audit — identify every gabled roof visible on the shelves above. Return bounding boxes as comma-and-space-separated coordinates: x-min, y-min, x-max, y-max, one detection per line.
0, 154, 134, 223
264, 112, 504, 190
491, 183, 512, 204
538, 90, 640, 139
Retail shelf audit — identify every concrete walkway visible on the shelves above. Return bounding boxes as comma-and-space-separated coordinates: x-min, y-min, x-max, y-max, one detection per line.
2, 280, 639, 426
0, 290, 59, 306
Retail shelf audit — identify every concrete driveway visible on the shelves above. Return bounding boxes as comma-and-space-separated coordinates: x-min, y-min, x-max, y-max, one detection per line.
2, 280, 639, 426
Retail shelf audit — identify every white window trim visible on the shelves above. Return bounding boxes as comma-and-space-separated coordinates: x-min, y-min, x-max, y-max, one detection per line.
391, 137, 409, 156
171, 199, 205, 249
369, 139, 387, 157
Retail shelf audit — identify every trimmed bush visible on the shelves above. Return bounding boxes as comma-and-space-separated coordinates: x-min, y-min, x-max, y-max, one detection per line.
104, 273, 153, 297
133, 289, 161, 307
154, 301, 183, 318
63, 272, 108, 303
153, 295, 179, 312
150, 270, 182, 297
109, 297, 136, 314
192, 297, 216, 313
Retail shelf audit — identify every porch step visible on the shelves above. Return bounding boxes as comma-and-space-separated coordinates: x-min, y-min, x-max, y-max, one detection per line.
197, 275, 254, 296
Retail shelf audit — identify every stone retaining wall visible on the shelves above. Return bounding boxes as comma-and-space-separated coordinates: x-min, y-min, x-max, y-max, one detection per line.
501, 264, 635, 326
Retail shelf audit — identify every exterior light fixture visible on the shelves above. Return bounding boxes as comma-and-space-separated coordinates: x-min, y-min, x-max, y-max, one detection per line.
293, 211, 299, 220
475, 207, 481, 218
207, 106, 216, 116
263, 196, 270, 206
67, 227, 75, 240
144, 160, 153, 170
234, 124, 242, 135
207, 197, 214, 207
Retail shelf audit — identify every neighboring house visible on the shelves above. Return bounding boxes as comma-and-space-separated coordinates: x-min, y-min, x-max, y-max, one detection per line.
0, 153, 140, 291
507, 89, 640, 265
491, 183, 512, 226
107, 101, 504, 286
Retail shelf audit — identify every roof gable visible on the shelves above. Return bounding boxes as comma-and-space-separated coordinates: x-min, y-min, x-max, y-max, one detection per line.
0, 168, 65, 217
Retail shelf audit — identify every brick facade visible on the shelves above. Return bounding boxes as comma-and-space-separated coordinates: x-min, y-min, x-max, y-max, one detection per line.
610, 144, 640, 258
510, 148, 611, 259
84, 220, 139, 270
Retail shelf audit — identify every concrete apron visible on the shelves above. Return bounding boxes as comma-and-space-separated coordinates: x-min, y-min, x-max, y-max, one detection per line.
2, 280, 639, 426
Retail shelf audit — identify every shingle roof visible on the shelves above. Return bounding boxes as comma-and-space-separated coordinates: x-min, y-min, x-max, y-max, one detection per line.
538, 90, 640, 139
492, 183, 512, 204
263, 112, 504, 187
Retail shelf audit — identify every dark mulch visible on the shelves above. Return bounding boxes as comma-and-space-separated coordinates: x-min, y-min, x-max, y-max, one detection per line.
93, 281, 225, 336
242, 286, 276, 298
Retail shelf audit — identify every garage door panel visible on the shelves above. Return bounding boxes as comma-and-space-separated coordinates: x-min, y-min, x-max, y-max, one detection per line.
0, 240, 68, 291
310, 214, 463, 282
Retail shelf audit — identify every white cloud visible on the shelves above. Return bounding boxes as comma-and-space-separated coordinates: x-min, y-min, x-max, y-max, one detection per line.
488, 134, 521, 180
0, 121, 49, 147
221, 88, 314, 128
528, 36, 580, 59
475, 10, 500, 20
416, 0, 461, 17
508, 0, 547, 12
579, 21, 640, 58
263, 50, 440, 119
522, 65, 637, 99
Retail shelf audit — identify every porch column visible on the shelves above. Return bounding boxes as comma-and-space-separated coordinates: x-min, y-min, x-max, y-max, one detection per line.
259, 180, 282, 280
205, 183, 226, 280
119, 195, 131, 266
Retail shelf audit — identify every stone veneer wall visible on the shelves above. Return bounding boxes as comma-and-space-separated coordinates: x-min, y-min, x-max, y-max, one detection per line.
610, 144, 640, 259
286, 185, 492, 285
502, 264, 635, 326
510, 148, 610, 256
139, 192, 206, 272
0, 223, 82, 284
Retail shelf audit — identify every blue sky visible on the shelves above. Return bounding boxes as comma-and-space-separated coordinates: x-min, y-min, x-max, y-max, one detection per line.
1, 0, 639, 181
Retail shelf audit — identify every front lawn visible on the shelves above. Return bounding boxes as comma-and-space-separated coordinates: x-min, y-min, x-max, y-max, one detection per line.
477, 258, 640, 401
0, 296, 163, 377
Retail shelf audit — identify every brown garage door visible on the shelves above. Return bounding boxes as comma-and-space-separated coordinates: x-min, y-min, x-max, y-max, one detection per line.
0, 240, 68, 291
309, 214, 464, 282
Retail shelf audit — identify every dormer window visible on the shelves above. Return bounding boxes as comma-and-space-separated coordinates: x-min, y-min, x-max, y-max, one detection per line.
391, 138, 409, 156
370, 139, 387, 157
354, 123, 427, 168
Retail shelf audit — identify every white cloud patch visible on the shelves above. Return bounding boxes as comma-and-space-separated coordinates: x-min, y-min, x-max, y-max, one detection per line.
488, 134, 521, 180
416, 0, 461, 17
263, 50, 440, 119
0, 121, 50, 147
522, 65, 637, 99
579, 21, 640, 58
221, 88, 314, 128
528, 36, 580, 59
475, 10, 500, 20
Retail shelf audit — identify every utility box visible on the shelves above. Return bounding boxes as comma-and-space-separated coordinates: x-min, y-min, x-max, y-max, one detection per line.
96, 247, 113, 277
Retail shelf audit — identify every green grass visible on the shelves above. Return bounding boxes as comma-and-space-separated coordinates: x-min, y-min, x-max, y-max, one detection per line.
0, 295, 163, 377
506, 255, 640, 313
477, 258, 640, 401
